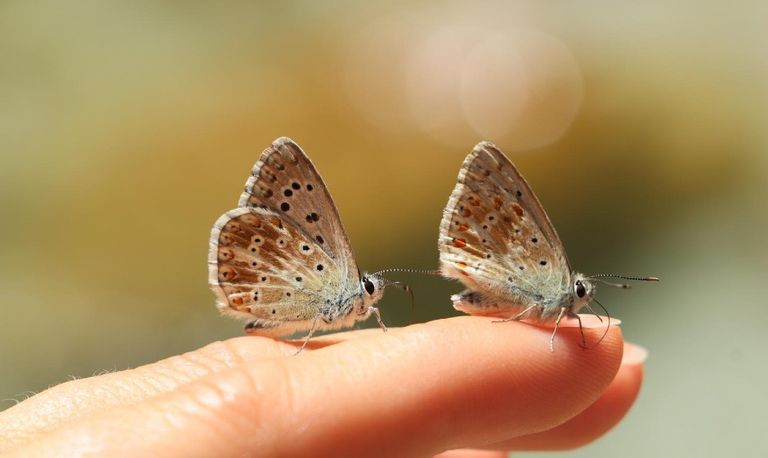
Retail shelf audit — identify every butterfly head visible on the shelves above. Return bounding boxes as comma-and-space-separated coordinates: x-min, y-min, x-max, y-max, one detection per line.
359, 273, 386, 310
571, 273, 596, 313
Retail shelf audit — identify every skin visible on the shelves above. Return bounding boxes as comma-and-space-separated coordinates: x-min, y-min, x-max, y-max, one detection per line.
0, 315, 645, 457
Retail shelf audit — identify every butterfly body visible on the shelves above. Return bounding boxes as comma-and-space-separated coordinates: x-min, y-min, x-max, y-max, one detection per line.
208, 138, 386, 343
446, 273, 595, 323
439, 142, 598, 343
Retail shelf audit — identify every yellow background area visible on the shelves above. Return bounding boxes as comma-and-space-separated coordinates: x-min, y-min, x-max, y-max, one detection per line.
1, 2, 766, 456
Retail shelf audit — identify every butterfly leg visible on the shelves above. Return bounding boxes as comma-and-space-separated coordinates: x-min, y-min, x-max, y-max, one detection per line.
549, 306, 568, 352
294, 315, 321, 355
568, 312, 588, 349
368, 306, 388, 333
492, 303, 542, 323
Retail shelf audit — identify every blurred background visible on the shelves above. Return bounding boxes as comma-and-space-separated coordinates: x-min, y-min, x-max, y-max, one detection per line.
1, 1, 766, 456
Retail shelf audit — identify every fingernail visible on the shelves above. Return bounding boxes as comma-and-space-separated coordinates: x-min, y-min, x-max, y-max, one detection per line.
622, 342, 648, 365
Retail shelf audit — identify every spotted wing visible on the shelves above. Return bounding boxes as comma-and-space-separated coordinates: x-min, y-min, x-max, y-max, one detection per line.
237, 137, 359, 288
439, 141, 571, 308
209, 207, 354, 336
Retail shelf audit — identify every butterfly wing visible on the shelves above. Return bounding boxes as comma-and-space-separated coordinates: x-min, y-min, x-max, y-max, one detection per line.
209, 207, 357, 336
439, 141, 571, 317
237, 137, 360, 288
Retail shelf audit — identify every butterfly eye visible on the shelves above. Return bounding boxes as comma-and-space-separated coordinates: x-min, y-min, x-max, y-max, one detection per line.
363, 278, 376, 295
575, 281, 586, 298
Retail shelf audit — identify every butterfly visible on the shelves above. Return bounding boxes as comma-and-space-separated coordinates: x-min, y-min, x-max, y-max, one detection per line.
439, 141, 657, 350
208, 137, 395, 352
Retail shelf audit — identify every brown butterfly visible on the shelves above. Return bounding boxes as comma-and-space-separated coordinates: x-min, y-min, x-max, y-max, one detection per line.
208, 138, 397, 351
439, 141, 657, 350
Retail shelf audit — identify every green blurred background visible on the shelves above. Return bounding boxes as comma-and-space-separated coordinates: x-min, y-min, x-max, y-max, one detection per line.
1, 1, 766, 456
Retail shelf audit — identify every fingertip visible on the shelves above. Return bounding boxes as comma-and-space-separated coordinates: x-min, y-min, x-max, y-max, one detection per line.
492, 341, 644, 451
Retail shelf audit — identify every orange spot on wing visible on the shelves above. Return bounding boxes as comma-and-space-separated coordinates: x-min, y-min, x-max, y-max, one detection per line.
232, 296, 244, 305
453, 238, 467, 248
462, 208, 472, 217
219, 267, 237, 281
512, 203, 524, 217
469, 197, 481, 206
269, 216, 284, 229
457, 261, 467, 268
493, 196, 503, 210
457, 223, 469, 232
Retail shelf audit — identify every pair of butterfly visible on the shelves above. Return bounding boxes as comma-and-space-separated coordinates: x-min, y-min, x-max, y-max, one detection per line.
209, 137, 656, 352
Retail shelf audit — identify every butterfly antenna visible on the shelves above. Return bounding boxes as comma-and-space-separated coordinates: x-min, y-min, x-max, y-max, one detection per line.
588, 274, 659, 283
374, 267, 440, 276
